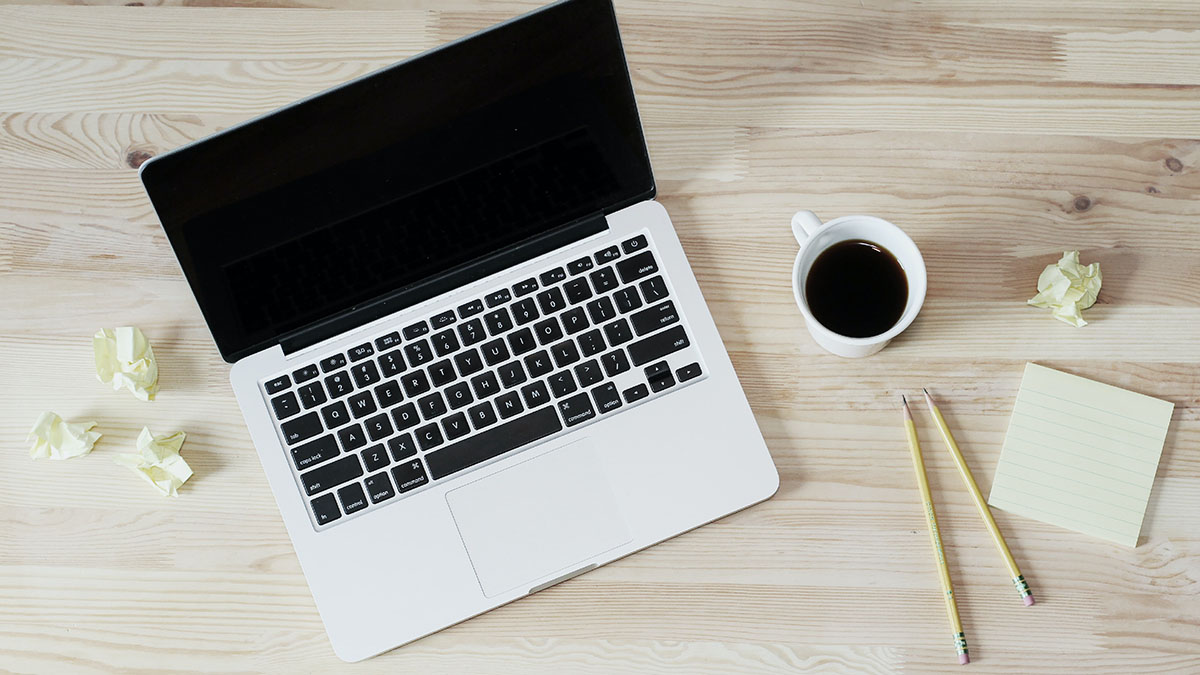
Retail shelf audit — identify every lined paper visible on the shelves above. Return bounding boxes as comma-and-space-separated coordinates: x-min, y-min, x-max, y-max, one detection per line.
988, 363, 1174, 547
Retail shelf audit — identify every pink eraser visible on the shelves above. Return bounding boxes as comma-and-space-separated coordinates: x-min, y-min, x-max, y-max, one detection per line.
1024, 594, 1036, 606
959, 654, 970, 665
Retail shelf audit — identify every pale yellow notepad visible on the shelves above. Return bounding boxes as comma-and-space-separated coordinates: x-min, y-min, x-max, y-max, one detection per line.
988, 363, 1174, 547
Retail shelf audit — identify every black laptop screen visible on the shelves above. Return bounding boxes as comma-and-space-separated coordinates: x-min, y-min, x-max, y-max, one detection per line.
140, 0, 653, 362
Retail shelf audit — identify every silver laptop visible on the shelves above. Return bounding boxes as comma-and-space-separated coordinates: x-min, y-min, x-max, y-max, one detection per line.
139, 0, 777, 661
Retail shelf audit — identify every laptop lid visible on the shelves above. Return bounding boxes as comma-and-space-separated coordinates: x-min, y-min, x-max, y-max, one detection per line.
140, 0, 654, 364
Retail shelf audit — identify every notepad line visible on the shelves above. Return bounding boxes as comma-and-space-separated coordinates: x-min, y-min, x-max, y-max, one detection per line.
1013, 406, 1166, 444
1004, 433, 1160, 483
989, 494, 1137, 541
998, 457, 1145, 502
1021, 386, 1167, 430
991, 472, 1146, 521
1008, 422, 1160, 466
989, 479, 1144, 528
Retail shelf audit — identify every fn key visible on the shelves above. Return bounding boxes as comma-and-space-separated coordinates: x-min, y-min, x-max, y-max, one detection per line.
310, 493, 341, 525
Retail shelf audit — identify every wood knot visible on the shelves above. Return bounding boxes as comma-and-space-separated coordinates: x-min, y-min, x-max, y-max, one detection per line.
1165, 157, 1183, 173
125, 2, 144, 5
1073, 195, 1092, 212
126, 149, 154, 169
1146, 185, 1160, 194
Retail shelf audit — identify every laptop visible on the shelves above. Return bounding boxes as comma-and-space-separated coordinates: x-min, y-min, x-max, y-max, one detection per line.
139, 0, 778, 661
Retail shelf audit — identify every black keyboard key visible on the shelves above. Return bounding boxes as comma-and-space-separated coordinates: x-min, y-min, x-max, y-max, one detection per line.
374, 331, 401, 351
533, 317, 563, 345
338, 483, 368, 515
265, 375, 291, 395
468, 400, 497, 429
631, 300, 680, 336
601, 349, 631, 377
651, 371, 676, 392
321, 401, 351, 429
445, 381, 474, 409
364, 413, 394, 441
320, 353, 347, 373
351, 360, 381, 388
348, 343, 374, 362
337, 423, 368, 451
373, 380, 403, 409
310, 493, 340, 525
640, 275, 669, 303
271, 392, 300, 420
497, 361, 527, 388
404, 339, 432, 367
392, 458, 429, 493
484, 308, 513, 335
595, 245, 621, 264
432, 329, 460, 356
574, 359, 603, 387
628, 326, 690, 366
365, 472, 395, 503
443, 412, 470, 440
564, 278, 592, 304
567, 256, 593, 275
471, 371, 500, 399
392, 402, 420, 431
401, 370, 431, 397
387, 433, 417, 460
281, 412, 322, 445
592, 382, 623, 415
561, 307, 589, 335
348, 391, 377, 419
616, 250, 659, 284
512, 297, 539, 325
403, 321, 429, 340
539, 267, 566, 285
558, 392, 595, 427
623, 383, 649, 403
508, 327, 536, 356
536, 287, 566, 314
457, 298, 485, 318
524, 350, 553, 378
645, 360, 671, 381
577, 329, 605, 356
586, 296, 616, 324
481, 338, 510, 366
486, 289, 512, 307
458, 318, 486, 346
324, 371, 354, 399
377, 349, 406, 377
415, 423, 444, 450
486, 390, 520, 420
418, 392, 447, 420
298, 382, 327, 409
431, 309, 457, 329
621, 234, 648, 254
292, 434, 338, 471
293, 364, 320, 384
551, 339, 581, 368
589, 267, 619, 294
361, 444, 389, 472
604, 318, 634, 346
301, 455, 362, 496
428, 359, 457, 387
521, 380, 551, 408
548, 370, 577, 397
454, 348, 484, 376
677, 362, 702, 382
613, 287, 642, 313
424, 407, 562, 480
513, 278, 539, 296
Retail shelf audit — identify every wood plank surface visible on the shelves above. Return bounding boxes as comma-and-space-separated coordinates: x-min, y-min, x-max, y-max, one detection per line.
1, 1, 1197, 672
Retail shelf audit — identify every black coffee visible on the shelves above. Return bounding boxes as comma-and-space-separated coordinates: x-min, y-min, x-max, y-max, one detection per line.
805, 239, 908, 338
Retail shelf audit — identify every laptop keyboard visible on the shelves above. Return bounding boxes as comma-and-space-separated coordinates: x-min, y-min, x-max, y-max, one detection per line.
262, 232, 706, 529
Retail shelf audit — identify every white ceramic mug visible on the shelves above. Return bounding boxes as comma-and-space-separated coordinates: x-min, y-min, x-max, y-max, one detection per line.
790, 211, 927, 358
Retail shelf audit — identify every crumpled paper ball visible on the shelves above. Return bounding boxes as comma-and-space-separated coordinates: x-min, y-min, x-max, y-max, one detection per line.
1027, 251, 1102, 327
94, 326, 159, 401
28, 411, 101, 460
113, 428, 193, 497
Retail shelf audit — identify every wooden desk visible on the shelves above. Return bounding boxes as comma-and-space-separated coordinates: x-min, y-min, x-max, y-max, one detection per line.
2, 1, 1197, 672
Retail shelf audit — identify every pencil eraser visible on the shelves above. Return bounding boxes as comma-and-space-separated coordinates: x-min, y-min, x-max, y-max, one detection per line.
1024, 594, 1035, 606
959, 654, 970, 665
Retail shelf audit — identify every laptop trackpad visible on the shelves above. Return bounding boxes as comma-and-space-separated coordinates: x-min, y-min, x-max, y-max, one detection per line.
446, 438, 632, 598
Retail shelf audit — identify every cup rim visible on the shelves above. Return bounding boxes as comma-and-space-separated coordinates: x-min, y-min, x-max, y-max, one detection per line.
791, 215, 927, 345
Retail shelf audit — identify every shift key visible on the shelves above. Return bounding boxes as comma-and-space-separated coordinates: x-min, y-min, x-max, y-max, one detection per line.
301, 455, 363, 496
627, 326, 690, 366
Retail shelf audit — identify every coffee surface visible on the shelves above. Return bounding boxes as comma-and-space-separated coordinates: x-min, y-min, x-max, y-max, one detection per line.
805, 239, 908, 338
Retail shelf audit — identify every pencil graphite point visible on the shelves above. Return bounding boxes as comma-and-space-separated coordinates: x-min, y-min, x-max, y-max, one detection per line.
901, 395, 912, 420
923, 387, 937, 409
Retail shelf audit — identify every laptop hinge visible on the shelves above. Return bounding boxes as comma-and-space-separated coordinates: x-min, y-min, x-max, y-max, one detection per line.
278, 211, 609, 358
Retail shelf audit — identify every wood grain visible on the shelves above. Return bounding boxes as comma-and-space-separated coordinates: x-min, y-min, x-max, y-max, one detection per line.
1, 1, 1198, 672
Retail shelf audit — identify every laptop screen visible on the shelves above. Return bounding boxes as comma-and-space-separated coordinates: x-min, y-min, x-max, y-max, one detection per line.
140, 0, 653, 363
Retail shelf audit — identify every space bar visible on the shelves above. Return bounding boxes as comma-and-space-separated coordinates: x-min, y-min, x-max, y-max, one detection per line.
424, 407, 564, 481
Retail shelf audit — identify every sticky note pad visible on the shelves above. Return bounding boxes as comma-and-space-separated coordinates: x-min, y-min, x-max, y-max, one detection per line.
988, 363, 1174, 547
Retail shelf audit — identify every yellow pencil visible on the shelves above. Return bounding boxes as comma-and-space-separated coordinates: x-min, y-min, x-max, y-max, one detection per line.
923, 388, 1035, 607
903, 395, 970, 665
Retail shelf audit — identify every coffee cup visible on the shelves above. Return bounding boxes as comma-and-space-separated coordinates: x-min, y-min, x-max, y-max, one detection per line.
790, 211, 926, 358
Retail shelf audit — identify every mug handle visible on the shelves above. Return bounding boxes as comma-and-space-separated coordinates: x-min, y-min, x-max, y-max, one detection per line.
791, 210, 822, 246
